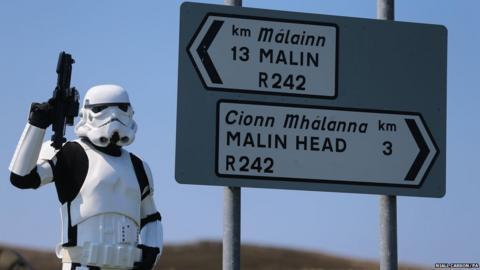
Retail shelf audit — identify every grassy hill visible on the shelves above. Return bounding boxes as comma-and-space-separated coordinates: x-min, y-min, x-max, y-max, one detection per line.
0, 241, 428, 270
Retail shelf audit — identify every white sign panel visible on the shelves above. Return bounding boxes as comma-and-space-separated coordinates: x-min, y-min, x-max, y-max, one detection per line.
217, 101, 438, 186
189, 14, 338, 98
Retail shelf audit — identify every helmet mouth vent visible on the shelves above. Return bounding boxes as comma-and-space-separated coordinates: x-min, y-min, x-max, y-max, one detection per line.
100, 137, 108, 143
121, 136, 129, 143
110, 132, 120, 144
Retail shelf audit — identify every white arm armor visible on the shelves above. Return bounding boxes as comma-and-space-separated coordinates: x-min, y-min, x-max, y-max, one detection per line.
9, 123, 55, 187
139, 195, 163, 255
139, 161, 163, 261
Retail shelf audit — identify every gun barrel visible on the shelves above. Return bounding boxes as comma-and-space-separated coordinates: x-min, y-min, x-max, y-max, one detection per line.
56, 51, 74, 90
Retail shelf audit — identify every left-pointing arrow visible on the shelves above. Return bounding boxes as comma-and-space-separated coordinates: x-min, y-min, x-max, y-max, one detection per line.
196, 20, 224, 84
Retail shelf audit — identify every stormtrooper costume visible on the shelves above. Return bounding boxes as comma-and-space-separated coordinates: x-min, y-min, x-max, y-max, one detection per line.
9, 85, 162, 270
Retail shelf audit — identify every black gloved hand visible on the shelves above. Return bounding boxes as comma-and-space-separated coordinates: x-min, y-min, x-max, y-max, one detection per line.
133, 244, 160, 270
28, 100, 53, 129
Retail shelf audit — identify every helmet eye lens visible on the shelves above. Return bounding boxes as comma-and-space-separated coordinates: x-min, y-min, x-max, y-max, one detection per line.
88, 103, 129, 113
91, 105, 107, 113
118, 104, 129, 112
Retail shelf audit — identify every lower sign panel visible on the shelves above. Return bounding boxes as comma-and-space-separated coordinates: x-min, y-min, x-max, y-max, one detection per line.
217, 101, 438, 186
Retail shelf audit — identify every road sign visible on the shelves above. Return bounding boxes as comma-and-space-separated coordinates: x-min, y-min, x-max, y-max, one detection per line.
217, 101, 437, 186
176, 2, 447, 197
188, 14, 338, 98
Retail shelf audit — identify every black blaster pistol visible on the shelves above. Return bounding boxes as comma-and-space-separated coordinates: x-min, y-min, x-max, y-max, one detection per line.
50, 51, 79, 150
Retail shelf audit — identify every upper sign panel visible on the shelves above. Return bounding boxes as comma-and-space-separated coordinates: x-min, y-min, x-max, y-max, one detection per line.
189, 14, 338, 98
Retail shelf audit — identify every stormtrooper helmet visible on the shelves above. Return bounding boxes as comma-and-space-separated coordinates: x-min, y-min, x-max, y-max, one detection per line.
75, 84, 137, 147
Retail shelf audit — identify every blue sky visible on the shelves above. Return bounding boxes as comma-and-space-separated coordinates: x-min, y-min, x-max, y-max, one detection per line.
0, 0, 478, 267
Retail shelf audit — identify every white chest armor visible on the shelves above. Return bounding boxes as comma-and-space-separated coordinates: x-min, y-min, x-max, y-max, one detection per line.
69, 140, 141, 227
58, 140, 144, 268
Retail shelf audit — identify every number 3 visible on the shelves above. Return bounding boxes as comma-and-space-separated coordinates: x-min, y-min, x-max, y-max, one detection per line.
383, 141, 392, 155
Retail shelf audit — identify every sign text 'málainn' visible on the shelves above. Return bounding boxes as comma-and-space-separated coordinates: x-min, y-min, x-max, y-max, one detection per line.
257, 27, 327, 47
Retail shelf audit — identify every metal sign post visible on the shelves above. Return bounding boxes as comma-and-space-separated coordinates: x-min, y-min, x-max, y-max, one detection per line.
377, 0, 398, 270
222, 2, 242, 270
